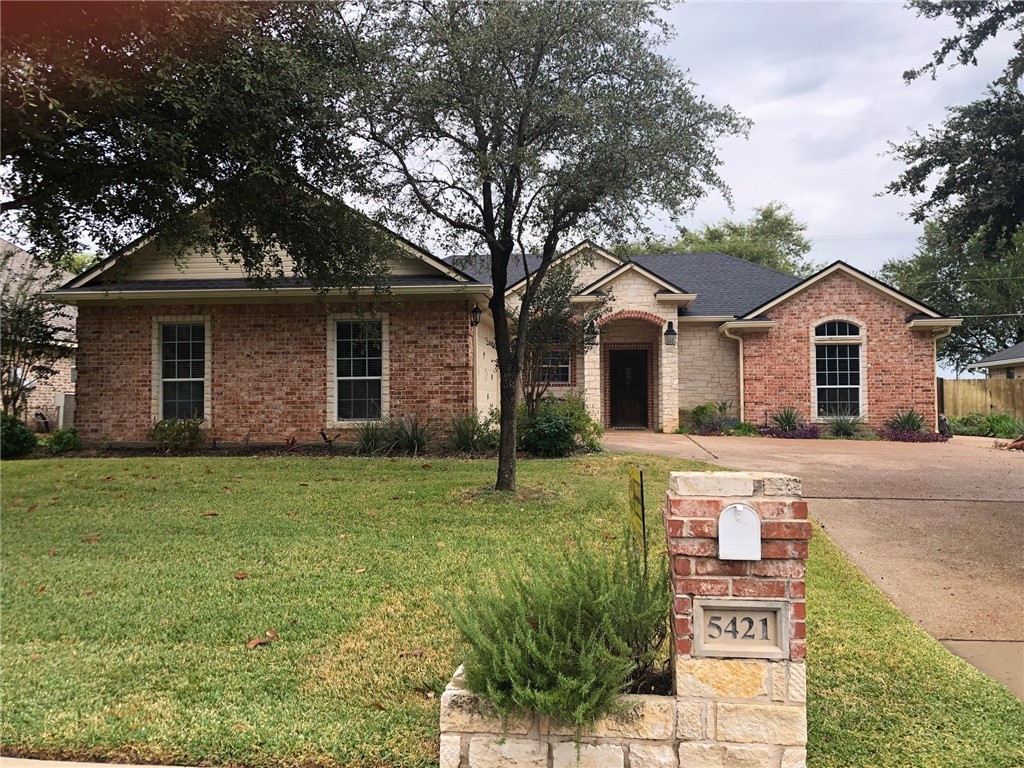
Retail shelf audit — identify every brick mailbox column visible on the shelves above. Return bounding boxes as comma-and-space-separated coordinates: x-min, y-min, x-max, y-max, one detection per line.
664, 471, 809, 768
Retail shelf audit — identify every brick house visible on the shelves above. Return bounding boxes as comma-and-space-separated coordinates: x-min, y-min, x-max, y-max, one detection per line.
966, 341, 1024, 380
462, 241, 961, 433
47, 236, 959, 445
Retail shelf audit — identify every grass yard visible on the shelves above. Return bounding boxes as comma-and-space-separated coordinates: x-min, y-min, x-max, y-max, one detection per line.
1, 454, 1022, 768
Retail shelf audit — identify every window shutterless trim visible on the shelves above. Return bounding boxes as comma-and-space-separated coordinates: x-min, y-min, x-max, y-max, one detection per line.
327, 313, 389, 427
151, 315, 211, 423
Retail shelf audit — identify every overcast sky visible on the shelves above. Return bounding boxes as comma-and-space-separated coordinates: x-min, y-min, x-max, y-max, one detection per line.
658, 0, 1012, 276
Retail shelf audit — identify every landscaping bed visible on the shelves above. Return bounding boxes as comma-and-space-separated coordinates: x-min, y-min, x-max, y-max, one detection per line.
2, 455, 1022, 767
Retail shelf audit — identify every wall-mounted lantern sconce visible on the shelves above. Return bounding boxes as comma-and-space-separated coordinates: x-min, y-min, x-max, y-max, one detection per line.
470, 305, 482, 327
664, 321, 677, 346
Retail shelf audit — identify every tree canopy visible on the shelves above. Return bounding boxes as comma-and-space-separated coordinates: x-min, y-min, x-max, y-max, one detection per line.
880, 223, 1024, 372
0, 0, 395, 286
351, 0, 748, 489
616, 202, 816, 277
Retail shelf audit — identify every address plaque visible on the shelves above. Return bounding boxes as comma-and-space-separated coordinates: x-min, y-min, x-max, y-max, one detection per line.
692, 598, 789, 660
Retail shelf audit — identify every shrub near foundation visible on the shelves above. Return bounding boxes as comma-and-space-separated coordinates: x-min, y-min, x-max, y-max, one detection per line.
446, 535, 670, 737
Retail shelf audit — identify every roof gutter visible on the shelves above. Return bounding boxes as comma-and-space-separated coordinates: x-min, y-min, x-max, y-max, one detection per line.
966, 356, 1024, 371
906, 318, 963, 331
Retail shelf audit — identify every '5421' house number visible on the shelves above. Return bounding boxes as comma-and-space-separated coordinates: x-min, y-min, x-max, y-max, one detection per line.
692, 598, 790, 660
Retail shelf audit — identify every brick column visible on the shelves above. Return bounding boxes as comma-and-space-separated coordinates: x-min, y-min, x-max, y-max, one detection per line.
664, 471, 809, 768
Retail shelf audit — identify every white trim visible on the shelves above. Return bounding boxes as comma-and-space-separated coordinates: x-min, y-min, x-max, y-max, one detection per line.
742, 262, 943, 320
327, 313, 390, 428
45, 284, 492, 305
810, 317, 866, 421
967, 356, 1024, 370
504, 240, 624, 294
152, 315, 212, 424
678, 315, 734, 324
719, 320, 776, 333
577, 261, 686, 296
906, 318, 963, 331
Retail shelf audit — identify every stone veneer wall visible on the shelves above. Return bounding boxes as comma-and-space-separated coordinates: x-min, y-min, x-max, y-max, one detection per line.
678, 324, 739, 412
75, 300, 475, 444
439, 471, 808, 768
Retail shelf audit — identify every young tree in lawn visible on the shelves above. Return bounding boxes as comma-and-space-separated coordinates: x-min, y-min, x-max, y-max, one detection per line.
353, 0, 748, 490
0, 246, 73, 416
516, 263, 609, 419
1, 0, 395, 285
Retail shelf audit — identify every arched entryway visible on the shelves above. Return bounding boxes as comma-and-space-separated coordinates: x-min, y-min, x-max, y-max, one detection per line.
597, 311, 664, 429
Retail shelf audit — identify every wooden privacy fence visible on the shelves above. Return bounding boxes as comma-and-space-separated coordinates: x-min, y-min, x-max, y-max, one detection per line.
937, 378, 1024, 419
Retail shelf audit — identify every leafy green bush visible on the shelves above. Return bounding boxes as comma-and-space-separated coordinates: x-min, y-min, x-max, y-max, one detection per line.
47, 427, 82, 455
447, 537, 669, 737
1, 413, 37, 459
949, 411, 1024, 439
688, 401, 733, 435
449, 411, 500, 455
886, 409, 926, 433
519, 394, 602, 457
728, 421, 760, 437
354, 419, 396, 456
824, 411, 862, 438
771, 407, 804, 432
148, 418, 205, 453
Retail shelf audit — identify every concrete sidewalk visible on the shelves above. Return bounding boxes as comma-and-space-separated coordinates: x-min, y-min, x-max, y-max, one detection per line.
604, 432, 1024, 698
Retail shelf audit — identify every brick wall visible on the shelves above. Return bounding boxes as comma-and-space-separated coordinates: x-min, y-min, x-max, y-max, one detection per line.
24, 354, 75, 426
742, 271, 937, 428
75, 300, 474, 444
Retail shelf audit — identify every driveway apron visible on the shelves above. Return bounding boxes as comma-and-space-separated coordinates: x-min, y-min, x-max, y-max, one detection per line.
602, 432, 1024, 698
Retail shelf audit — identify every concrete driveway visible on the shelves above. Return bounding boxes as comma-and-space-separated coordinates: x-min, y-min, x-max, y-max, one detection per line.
603, 432, 1024, 697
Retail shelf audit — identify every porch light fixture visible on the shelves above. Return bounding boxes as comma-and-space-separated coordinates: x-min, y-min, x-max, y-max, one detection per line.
664, 321, 677, 346
470, 305, 482, 327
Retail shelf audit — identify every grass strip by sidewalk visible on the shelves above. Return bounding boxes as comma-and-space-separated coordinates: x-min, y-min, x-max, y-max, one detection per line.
1, 454, 1022, 767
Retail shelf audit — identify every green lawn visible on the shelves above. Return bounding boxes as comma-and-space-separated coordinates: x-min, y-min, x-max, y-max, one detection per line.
1, 454, 1022, 767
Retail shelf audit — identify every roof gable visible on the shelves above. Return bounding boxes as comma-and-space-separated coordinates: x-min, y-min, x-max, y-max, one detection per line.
969, 340, 1024, 368
740, 261, 946, 320
576, 260, 689, 296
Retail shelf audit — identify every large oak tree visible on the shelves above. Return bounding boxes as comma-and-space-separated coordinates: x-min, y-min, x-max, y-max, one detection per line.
352, 0, 748, 490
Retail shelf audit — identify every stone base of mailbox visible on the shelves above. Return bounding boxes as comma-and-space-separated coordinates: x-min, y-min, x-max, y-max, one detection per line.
440, 663, 806, 768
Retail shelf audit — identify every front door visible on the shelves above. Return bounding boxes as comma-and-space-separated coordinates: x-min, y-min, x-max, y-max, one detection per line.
609, 349, 648, 428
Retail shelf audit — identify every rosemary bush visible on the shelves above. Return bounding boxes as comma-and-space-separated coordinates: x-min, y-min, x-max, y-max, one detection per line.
447, 536, 669, 736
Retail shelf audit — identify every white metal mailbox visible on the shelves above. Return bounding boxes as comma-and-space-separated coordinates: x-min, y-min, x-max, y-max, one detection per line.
718, 503, 762, 560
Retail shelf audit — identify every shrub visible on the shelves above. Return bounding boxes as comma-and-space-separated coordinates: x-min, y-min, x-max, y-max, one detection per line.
148, 418, 205, 453
449, 411, 500, 455
728, 421, 760, 437
760, 424, 821, 439
47, 427, 82, 455
1, 413, 37, 459
519, 394, 602, 457
446, 536, 669, 738
880, 428, 950, 443
390, 416, 433, 455
354, 419, 396, 456
886, 409, 926, 433
770, 407, 804, 432
949, 411, 1024, 439
688, 401, 733, 436
823, 411, 862, 438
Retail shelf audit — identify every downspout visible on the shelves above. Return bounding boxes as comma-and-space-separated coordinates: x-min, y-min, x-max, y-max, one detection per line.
932, 326, 954, 431
722, 325, 745, 422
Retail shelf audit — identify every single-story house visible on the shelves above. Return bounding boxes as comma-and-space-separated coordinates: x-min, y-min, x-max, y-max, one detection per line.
46, 234, 960, 444
966, 341, 1024, 380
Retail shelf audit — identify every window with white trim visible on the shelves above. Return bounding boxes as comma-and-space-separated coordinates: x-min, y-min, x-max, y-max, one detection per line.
814, 321, 861, 417
335, 320, 383, 420
160, 322, 206, 419
539, 348, 571, 384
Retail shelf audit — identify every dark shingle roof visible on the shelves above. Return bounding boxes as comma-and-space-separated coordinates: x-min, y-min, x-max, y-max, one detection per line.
454, 249, 800, 317
632, 253, 801, 317
973, 340, 1024, 367
52, 275, 470, 293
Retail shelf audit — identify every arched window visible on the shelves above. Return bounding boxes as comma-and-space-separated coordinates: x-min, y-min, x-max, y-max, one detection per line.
813, 321, 862, 417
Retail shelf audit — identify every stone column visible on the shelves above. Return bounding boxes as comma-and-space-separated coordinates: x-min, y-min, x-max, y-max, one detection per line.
660, 334, 679, 432
664, 471, 809, 768
583, 339, 602, 425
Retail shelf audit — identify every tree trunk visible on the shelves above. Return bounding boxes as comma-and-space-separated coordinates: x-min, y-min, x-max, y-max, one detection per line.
495, 374, 518, 491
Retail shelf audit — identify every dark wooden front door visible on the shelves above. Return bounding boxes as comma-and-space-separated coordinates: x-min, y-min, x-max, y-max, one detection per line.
609, 349, 648, 428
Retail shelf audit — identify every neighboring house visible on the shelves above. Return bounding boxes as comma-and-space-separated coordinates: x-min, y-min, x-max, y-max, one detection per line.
966, 341, 1024, 380
462, 241, 961, 432
45, 233, 960, 445
1, 237, 77, 429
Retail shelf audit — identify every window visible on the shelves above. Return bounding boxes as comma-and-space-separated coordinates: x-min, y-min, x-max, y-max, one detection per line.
160, 322, 206, 419
335, 320, 383, 420
814, 321, 861, 417
539, 348, 571, 384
